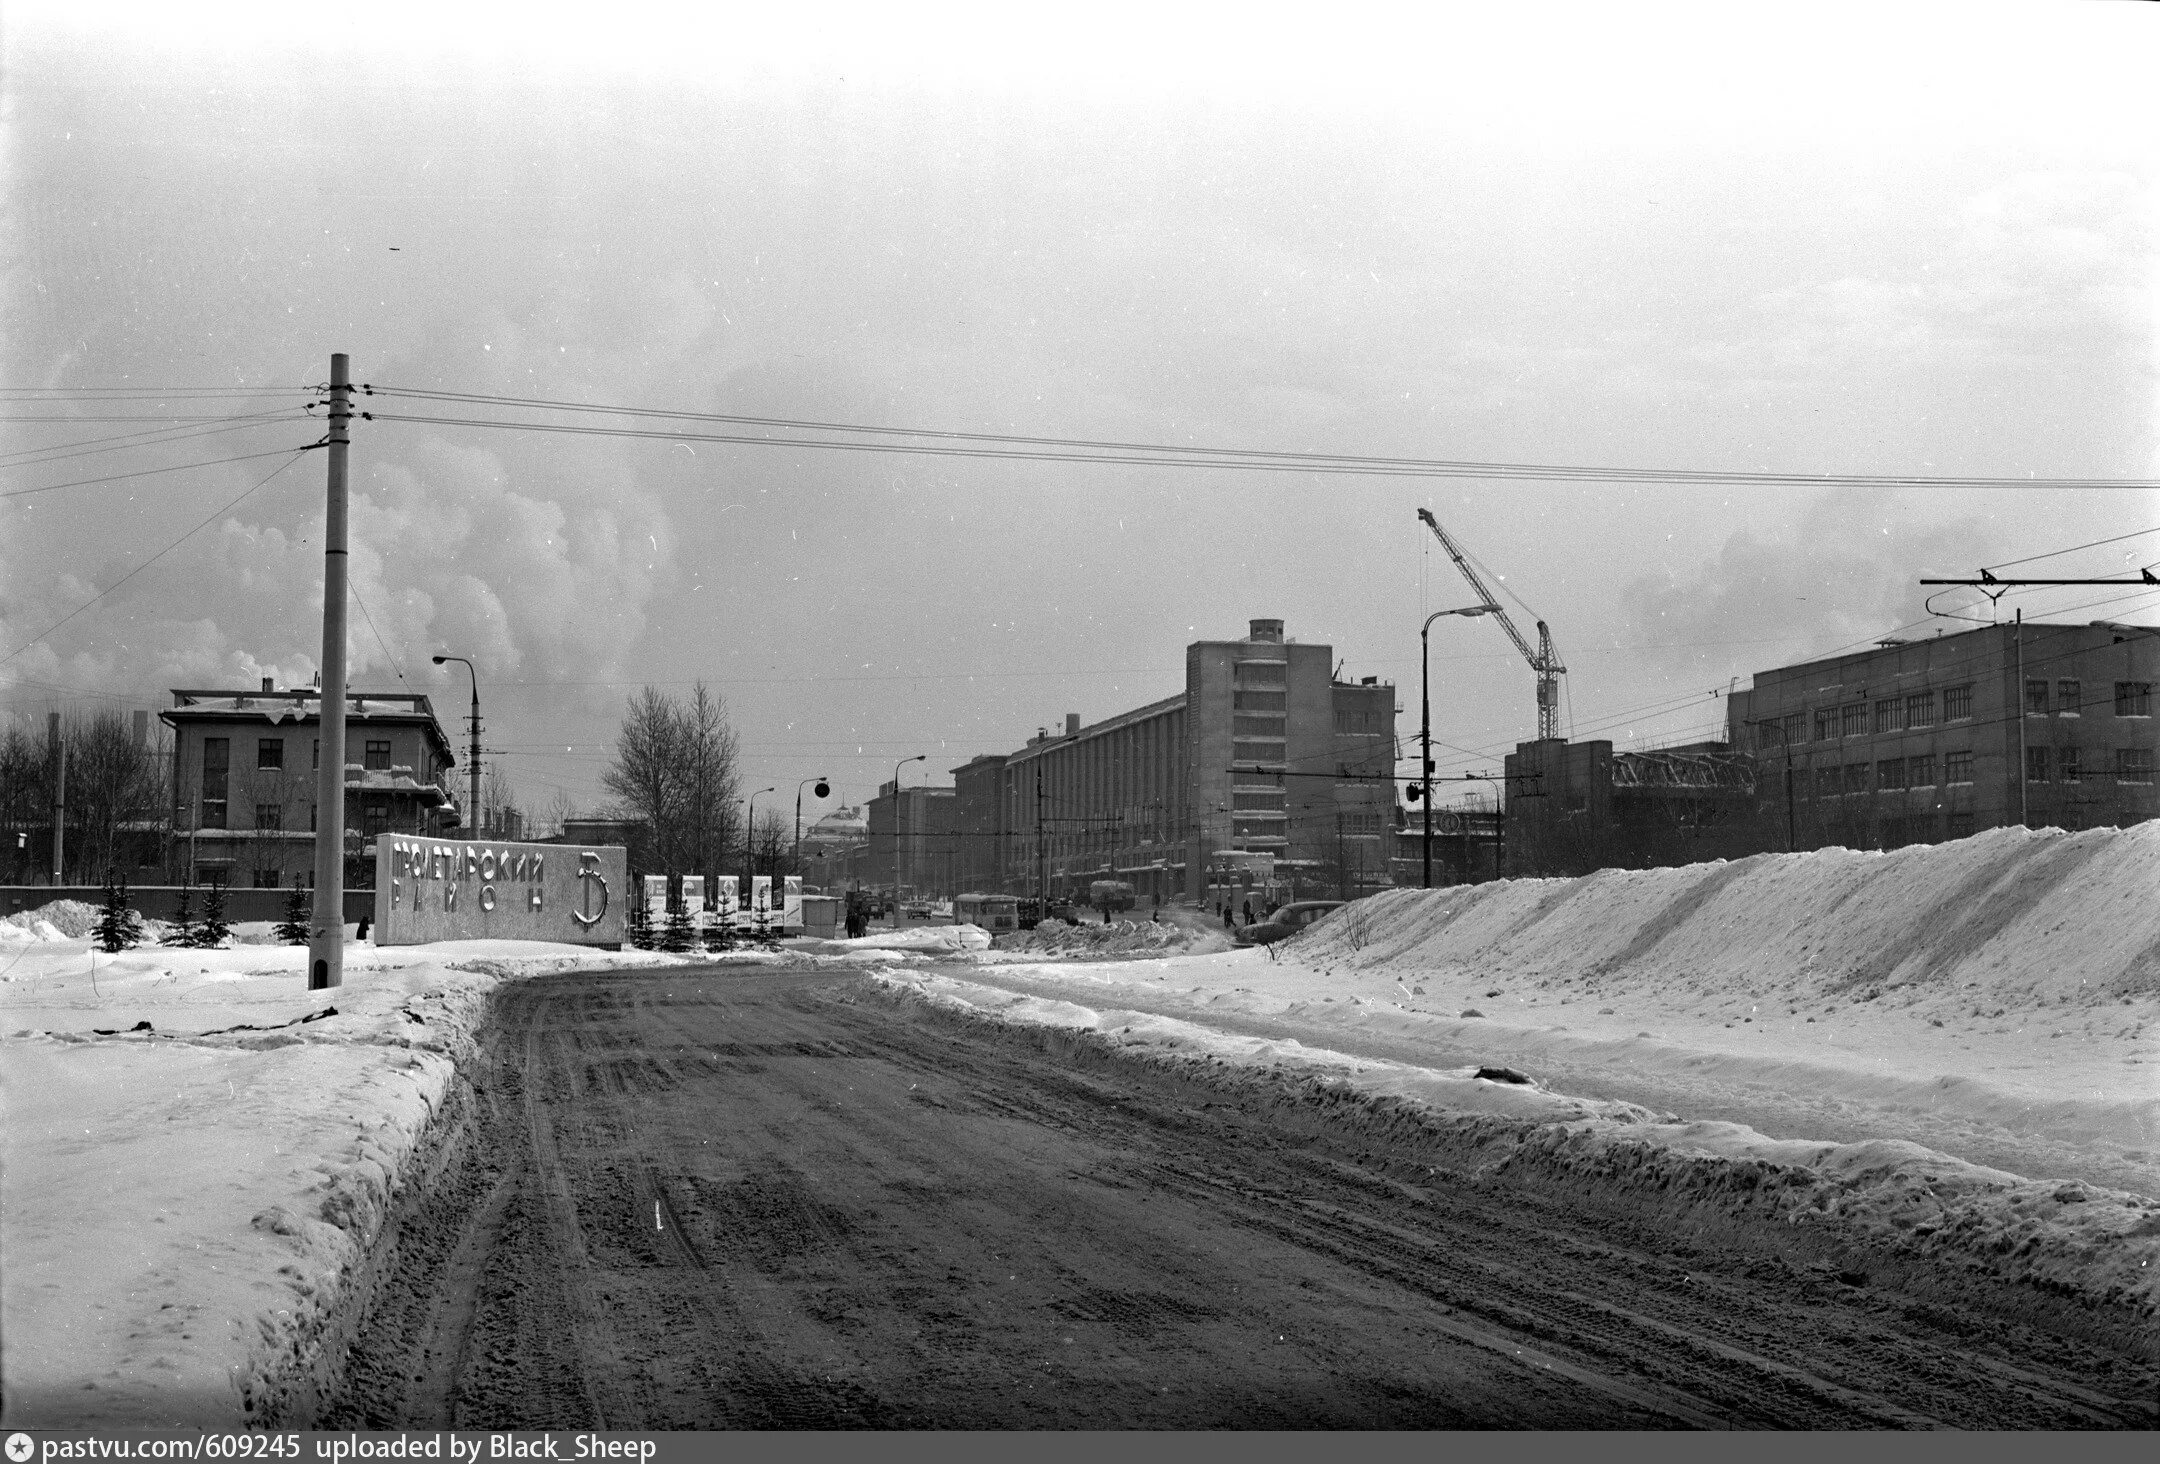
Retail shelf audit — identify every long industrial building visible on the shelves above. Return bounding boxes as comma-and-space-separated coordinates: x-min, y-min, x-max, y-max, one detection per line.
888, 618, 1398, 905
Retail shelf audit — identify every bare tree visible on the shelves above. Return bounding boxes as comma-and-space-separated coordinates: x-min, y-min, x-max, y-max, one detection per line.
750, 808, 793, 878
600, 683, 741, 876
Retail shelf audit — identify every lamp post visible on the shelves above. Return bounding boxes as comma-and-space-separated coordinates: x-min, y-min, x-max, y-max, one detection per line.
431, 655, 480, 838
1421, 605, 1499, 889
793, 775, 831, 873
891, 754, 924, 922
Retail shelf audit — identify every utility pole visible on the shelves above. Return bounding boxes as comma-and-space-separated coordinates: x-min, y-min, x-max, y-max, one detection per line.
48, 711, 64, 885
309, 353, 352, 990
2015, 609, 2027, 828
1035, 767, 1046, 911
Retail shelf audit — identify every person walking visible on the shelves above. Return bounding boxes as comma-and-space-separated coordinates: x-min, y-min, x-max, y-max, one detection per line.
1242, 898, 1255, 926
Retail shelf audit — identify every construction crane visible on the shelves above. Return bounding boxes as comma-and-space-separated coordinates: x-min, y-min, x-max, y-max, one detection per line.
1416, 508, 1567, 741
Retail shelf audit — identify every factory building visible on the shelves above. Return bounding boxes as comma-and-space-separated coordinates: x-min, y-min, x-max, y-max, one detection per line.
948, 618, 1398, 905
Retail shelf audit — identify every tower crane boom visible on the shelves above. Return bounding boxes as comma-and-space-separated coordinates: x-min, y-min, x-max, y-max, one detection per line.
1416, 507, 1567, 741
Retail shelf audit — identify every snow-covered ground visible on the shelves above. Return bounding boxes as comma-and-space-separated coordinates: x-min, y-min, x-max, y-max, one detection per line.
871, 823, 2160, 1350
6, 823, 2156, 1423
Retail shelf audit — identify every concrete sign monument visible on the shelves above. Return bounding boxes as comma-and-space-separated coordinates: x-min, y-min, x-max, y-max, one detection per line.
375, 836, 625, 947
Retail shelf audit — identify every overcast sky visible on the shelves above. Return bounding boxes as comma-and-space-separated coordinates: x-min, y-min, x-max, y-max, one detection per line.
5, 1, 2156, 821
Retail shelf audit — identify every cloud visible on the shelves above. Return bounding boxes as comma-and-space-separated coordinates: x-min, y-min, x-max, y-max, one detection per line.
1619, 492, 2005, 682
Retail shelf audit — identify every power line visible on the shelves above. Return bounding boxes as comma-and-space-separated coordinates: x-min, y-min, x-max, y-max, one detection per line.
0, 444, 320, 502
0, 412, 310, 470
361, 387, 2156, 490
1985, 526, 2160, 573
0, 450, 313, 669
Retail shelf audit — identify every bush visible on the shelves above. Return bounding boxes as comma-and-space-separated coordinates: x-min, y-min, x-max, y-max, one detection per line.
276, 885, 311, 945
162, 886, 198, 947
193, 881, 231, 949
94, 873, 144, 953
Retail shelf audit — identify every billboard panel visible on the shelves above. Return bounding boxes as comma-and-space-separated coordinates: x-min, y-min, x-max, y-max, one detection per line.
374, 836, 626, 947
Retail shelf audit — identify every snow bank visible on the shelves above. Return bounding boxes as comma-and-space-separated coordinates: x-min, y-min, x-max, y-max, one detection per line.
1294, 823, 2160, 1014
990, 917, 1208, 959
872, 968, 2160, 1357
824, 923, 992, 953
0, 927, 677, 1426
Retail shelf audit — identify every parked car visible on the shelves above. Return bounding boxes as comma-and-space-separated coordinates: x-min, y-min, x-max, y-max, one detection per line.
902, 900, 934, 918
1235, 900, 1347, 947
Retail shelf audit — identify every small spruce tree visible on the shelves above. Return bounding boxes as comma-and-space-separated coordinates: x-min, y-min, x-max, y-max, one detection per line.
660, 902, 693, 954
94, 872, 143, 953
193, 880, 232, 949
162, 885, 198, 947
276, 885, 310, 945
626, 880, 654, 949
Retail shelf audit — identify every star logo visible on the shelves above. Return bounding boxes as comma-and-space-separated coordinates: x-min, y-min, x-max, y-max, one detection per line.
7, 1432, 36, 1463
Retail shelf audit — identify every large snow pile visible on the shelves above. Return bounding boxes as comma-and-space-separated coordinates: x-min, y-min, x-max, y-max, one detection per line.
2, 898, 101, 940
1292, 822, 2160, 1016
991, 917, 1202, 958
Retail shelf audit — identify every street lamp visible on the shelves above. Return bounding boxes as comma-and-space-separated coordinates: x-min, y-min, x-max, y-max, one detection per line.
891, 754, 924, 921
1420, 605, 1499, 889
793, 775, 832, 873
431, 655, 480, 838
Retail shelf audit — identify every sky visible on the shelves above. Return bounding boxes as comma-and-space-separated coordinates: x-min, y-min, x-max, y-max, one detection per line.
4, 0, 2157, 823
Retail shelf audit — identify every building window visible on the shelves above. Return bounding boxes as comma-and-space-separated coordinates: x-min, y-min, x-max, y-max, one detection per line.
2118, 747, 2154, 784
201, 737, 229, 828
1874, 699, 1900, 734
1946, 811, 1975, 840
1945, 750, 1974, 785
2117, 682, 2153, 717
255, 802, 282, 831
364, 739, 393, 771
364, 803, 390, 836
1813, 709, 1835, 741
2025, 747, 2049, 783
1876, 758, 1906, 790
312, 738, 320, 769
309, 804, 317, 832
2025, 679, 2050, 714
1907, 753, 1936, 788
1844, 763, 1871, 795
1231, 741, 1283, 765
1783, 713, 1806, 746
1815, 767, 1841, 799
1234, 661, 1286, 686
1232, 790, 1286, 811
1906, 691, 1935, 728
2057, 679, 2081, 715
1944, 684, 1973, 721
1234, 690, 1286, 712
1233, 715, 1287, 737
258, 738, 283, 769
254, 868, 281, 888
2059, 747, 2081, 784
1840, 704, 1866, 738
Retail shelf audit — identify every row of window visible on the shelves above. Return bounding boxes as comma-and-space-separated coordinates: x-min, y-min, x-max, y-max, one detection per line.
1809, 746, 2154, 796
197, 798, 409, 832
1796, 681, 2152, 744
201, 737, 396, 773
2026, 747, 2152, 783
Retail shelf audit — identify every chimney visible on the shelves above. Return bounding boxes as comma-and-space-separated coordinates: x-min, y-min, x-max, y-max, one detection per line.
1065, 712, 1080, 737
1248, 618, 1284, 643
261, 676, 274, 693
1360, 676, 1377, 685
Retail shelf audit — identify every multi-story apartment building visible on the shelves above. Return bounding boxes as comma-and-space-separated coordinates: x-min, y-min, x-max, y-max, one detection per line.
1728, 620, 2157, 846
862, 783, 956, 897
161, 679, 461, 887
949, 618, 1398, 904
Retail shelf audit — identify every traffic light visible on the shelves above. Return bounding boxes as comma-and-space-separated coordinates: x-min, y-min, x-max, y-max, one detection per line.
1405, 782, 1425, 802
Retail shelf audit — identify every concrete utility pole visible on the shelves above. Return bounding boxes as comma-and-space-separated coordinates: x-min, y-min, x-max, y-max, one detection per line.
48, 711, 64, 884
309, 353, 352, 990
1421, 604, 1497, 888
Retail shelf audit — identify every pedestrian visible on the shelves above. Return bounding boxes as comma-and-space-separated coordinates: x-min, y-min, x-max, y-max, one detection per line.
1222, 905, 1233, 929
1242, 898, 1254, 926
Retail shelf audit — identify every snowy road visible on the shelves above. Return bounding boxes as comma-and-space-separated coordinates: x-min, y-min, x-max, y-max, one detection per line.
317, 964, 2155, 1429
